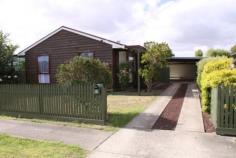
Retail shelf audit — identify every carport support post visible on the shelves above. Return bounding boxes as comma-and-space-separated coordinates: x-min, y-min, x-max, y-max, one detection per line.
137, 49, 141, 96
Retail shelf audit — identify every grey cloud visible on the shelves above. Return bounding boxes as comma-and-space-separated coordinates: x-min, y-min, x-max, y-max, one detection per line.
36, 0, 142, 34
167, 1, 236, 53
3, 0, 236, 57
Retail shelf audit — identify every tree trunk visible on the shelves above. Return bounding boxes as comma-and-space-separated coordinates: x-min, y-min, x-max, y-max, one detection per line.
146, 82, 152, 92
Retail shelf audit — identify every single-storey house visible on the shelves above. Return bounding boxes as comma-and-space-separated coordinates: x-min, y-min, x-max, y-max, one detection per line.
17, 26, 201, 90
17, 26, 144, 89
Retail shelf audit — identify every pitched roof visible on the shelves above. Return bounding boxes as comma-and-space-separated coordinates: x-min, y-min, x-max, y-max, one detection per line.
17, 26, 126, 56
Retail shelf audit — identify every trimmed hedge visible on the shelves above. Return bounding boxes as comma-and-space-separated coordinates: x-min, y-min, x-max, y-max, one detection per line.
201, 69, 236, 112
198, 57, 234, 112
196, 57, 229, 88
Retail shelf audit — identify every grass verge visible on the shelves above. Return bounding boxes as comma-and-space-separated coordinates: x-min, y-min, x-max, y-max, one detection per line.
0, 134, 86, 158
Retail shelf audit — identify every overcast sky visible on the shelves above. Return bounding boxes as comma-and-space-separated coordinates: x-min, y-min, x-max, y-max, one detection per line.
0, 0, 236, 57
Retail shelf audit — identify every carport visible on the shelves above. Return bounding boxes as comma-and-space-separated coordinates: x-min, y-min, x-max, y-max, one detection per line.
167, 57, 202, 81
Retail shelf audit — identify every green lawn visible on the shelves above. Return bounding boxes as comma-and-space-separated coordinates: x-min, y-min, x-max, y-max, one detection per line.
0, 134, 86, 158
106, 92, 157, 127
0, 92, 158, 131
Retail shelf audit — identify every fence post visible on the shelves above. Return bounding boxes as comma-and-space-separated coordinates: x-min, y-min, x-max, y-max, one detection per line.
100, 86, 107, 122
0, 86, 2, 111
216, 86, 221, 128
38, 85, 44, 114
104, 87, 107, 121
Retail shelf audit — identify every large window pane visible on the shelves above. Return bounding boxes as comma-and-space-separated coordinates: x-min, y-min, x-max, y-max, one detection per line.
38, 55, 50, 83
38, 74, 50, 83
38, 56, 49, 73
119, 51, 127, 64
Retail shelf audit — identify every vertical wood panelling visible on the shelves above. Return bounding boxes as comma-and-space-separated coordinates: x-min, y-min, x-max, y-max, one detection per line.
25, 30, 113, 84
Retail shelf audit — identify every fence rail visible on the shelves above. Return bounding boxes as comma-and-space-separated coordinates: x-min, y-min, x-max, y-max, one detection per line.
211, 86, 236, 135
0, 83, 107, 124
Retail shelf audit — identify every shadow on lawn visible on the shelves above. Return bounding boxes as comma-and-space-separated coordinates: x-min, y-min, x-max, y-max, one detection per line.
106, 112, 140, 128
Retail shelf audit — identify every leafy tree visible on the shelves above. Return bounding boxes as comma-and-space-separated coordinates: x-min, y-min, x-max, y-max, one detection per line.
139, 42, 173, 92
0, 31, 18, 83
13, 57, 26, 83
206, 48, 230, 57
56, 56, 112, 86
195, 49, 203, 57
230, 44, 236, 53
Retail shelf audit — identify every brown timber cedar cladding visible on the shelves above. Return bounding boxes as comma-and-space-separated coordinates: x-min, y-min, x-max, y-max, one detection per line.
25, 30, 113, 83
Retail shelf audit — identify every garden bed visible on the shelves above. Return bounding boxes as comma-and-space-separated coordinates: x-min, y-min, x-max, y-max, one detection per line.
202, 112, 215, 133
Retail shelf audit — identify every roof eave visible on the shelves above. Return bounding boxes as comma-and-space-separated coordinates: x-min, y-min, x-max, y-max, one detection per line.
17, 26, 126, 55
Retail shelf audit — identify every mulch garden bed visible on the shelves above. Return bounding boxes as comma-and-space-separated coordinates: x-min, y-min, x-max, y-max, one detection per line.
152, 84, 188, 130
202, 112, 215, 133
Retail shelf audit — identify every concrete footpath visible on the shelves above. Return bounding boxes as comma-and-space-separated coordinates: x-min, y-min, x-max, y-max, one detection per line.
88, 129, 236, 158
88, 83, 236, 158
0, 119, 112, 151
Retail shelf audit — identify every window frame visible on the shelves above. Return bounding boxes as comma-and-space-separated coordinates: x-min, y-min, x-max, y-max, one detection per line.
37, 55, 50, 84
80, 51, 94, 59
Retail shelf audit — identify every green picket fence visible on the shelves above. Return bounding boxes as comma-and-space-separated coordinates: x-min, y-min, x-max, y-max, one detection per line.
0, 83, 107, 124
211, 86, 236, 135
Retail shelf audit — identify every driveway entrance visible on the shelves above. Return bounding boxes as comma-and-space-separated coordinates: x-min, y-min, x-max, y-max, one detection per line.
88, 83, 236, 158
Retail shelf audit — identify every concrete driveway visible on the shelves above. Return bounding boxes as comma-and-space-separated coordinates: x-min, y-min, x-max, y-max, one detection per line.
88, 82, 236, 158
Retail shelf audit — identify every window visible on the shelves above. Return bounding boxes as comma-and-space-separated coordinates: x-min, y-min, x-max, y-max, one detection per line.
119, 51, 127, 64
80, 51, 94, 59
38, 56, 50, 83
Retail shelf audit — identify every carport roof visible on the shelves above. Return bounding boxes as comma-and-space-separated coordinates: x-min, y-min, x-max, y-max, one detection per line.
167, 57, 202, 63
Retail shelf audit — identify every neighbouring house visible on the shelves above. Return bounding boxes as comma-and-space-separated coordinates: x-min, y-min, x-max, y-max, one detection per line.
17, 26, 144, 89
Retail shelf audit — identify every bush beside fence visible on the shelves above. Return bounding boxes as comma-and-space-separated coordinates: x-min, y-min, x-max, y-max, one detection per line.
0, 83, 107, 124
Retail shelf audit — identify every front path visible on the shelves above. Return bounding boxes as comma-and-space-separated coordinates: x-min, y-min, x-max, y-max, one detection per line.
88, 83, 236, 158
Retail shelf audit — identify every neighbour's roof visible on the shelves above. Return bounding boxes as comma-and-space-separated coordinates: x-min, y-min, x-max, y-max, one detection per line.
17, 26, 126, 56
167, 57, 203, 62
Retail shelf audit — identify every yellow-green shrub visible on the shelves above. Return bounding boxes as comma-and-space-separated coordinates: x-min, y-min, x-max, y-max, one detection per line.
196, 57, 223, 88
201, 57, 232, 76
200, 58, 235, 112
